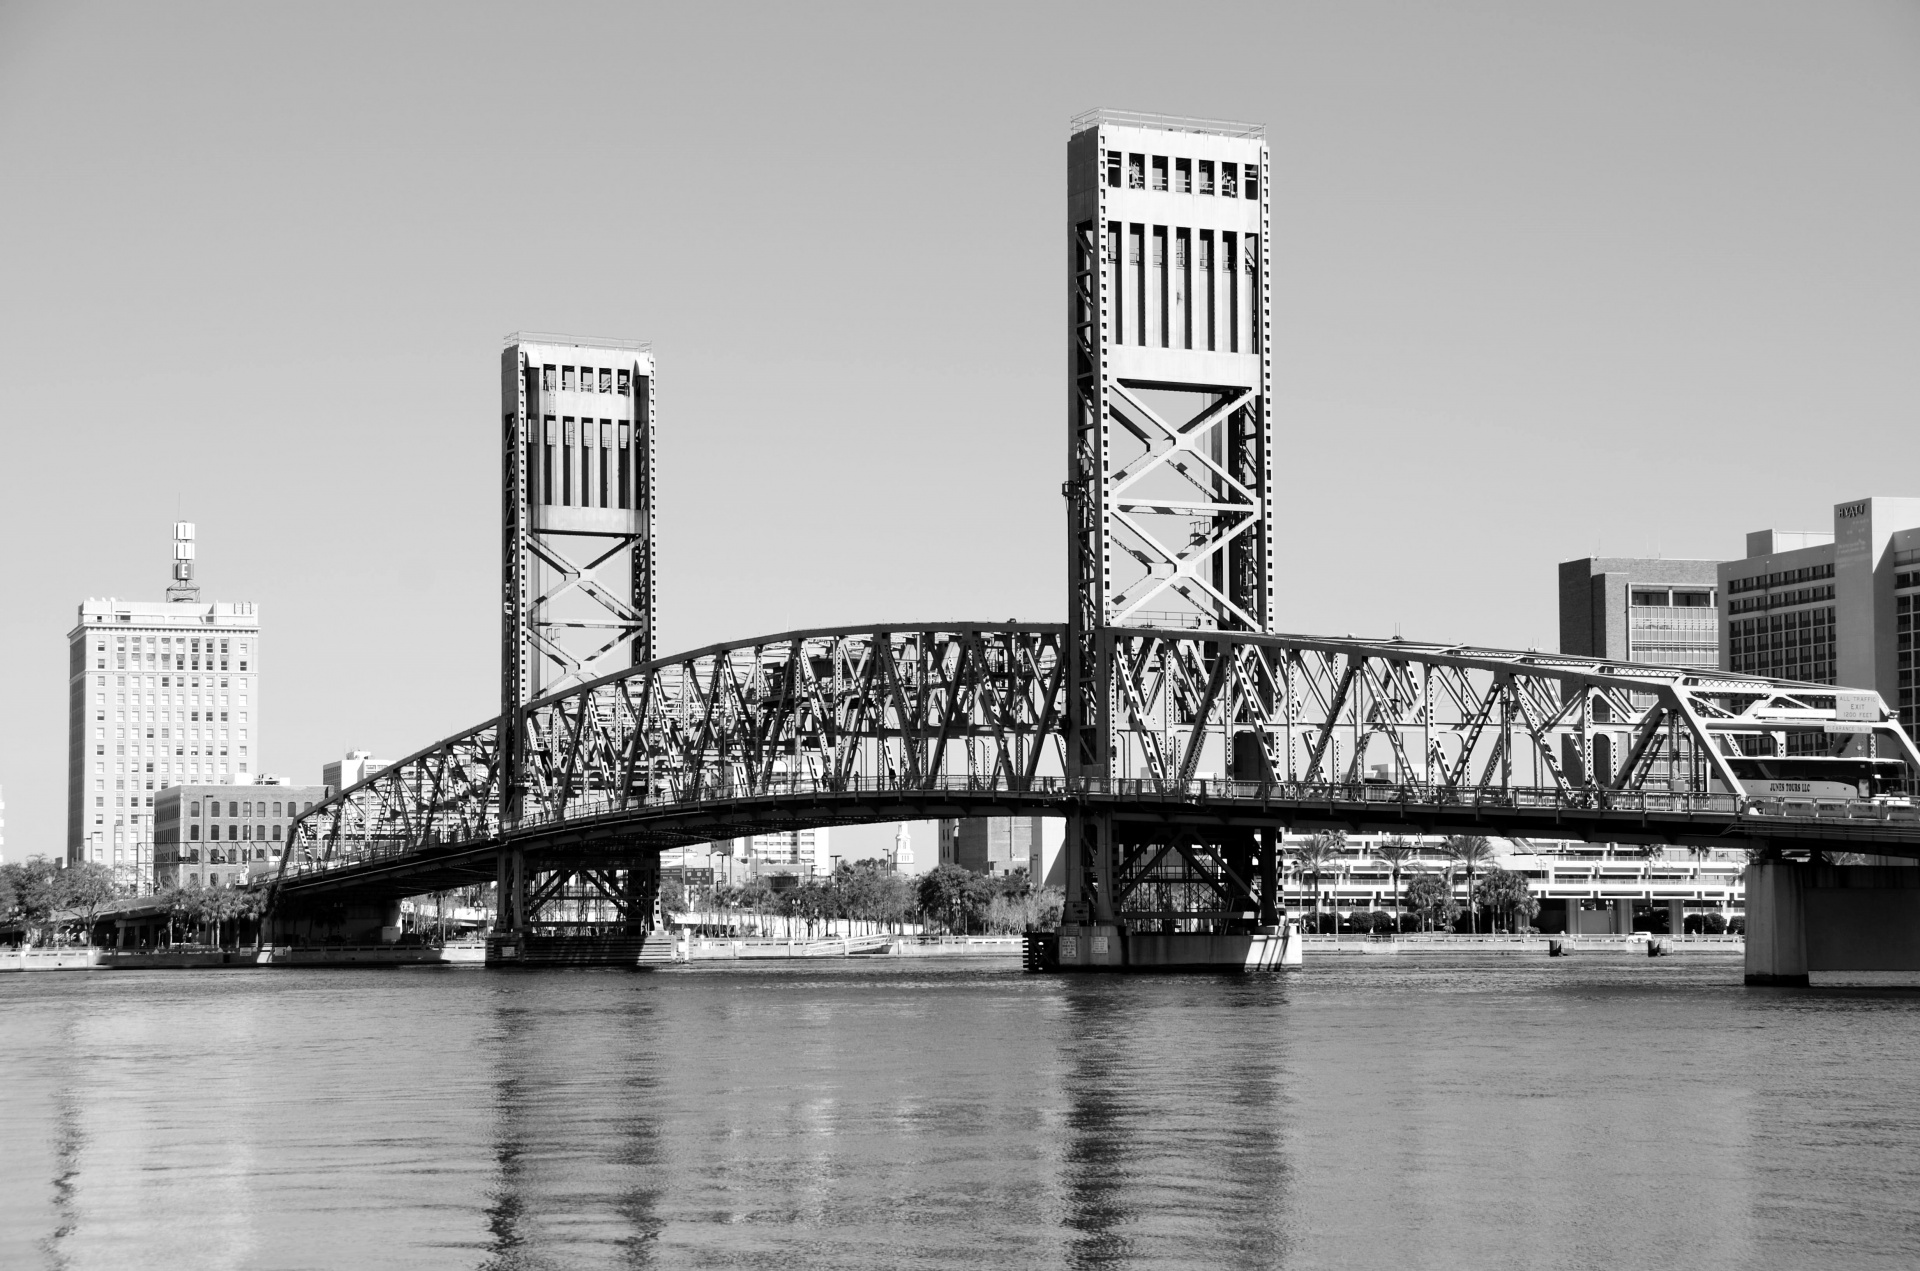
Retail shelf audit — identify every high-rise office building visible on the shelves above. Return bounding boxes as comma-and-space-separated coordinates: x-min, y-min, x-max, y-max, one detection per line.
743, 828, 827, 881
323, 750, 388, 794
67, 524, 260, 867
1558, 557, 1721, 669
939, 816, 1042, 875
1722, 497, 1920, 740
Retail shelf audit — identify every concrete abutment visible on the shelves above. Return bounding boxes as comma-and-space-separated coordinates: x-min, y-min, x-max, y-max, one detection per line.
1745, 860, 1920, 987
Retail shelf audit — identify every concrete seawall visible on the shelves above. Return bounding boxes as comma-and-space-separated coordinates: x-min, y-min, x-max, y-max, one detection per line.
1303, 935, 1744, 956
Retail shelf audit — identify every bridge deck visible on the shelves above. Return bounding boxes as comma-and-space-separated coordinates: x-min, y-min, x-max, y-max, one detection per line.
272, 778, 1920, 904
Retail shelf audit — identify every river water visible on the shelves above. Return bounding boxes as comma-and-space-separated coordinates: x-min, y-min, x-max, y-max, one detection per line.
3, 954, 1917, 1270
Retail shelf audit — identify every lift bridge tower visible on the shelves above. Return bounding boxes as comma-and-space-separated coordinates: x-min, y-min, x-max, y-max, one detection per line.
498, 333, 657, 948
1058, 110, 1280, 965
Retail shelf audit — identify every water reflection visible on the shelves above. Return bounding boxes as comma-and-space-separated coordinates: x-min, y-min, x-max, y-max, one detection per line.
480, 974, 664, 1270
1056, 975, 1293, 1270
3, 959, 1920, 1270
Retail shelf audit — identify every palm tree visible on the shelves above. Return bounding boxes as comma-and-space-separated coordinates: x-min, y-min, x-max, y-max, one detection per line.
1442, 835, 1495, 934
1292, 832, 1344, 934
1375, 839, 1418, 934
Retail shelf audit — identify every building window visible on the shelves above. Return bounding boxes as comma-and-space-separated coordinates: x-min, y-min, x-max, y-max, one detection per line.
1151, 155, 1167, 191
190, 824, 200, 840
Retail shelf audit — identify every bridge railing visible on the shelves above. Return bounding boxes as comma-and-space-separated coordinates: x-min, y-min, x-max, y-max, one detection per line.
277, 771, 1920, 886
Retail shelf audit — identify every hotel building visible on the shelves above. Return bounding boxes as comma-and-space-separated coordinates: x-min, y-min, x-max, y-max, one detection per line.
1722, 496, 1920, 741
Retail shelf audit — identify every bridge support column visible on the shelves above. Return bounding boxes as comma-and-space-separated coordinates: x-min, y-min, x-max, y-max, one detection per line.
1746, 860, 1920, 987
1056, 811, 1124, 968
1258, 827, 1279, 928
623, 858, 660, 936
497, 848, 528, 936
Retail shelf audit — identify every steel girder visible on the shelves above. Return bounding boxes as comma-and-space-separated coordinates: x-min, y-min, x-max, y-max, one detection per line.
273, 623, 1920, 904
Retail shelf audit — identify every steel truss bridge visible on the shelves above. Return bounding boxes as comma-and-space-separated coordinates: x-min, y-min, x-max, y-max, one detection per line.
269, 114, 1920, 962
276, 623, 1920, 916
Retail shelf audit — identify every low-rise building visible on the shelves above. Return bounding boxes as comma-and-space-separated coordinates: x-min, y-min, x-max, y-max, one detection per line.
154, 779, 328, 889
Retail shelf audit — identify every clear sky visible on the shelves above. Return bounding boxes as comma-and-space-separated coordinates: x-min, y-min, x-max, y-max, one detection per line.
1, 1, 1915, 860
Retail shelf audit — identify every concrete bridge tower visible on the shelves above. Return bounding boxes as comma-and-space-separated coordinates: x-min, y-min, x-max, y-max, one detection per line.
1060, 110, 1281, 963
497, 333, 657, 949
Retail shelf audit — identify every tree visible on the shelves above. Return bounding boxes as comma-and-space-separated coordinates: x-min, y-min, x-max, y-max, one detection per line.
1404, 874, 1458, 933
2, 858, 65, 946
917, 863, 980, 934
1442, 835, 1495, 934
1291, 833, 1343, 932
57, 862, 120, 945
155, 885, 194, 946
659, 876, 688, 918
1374, 839, 1419, 932
1471, 866, 1539, 934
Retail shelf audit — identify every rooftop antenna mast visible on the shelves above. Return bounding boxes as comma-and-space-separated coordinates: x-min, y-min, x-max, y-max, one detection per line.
167, 522, 199, 602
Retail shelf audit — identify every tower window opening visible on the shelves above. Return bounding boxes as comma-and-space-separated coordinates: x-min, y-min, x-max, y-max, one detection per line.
599, 423, 611, 508
1151, 156, 1167, 191
1198, 160, 1214, 195
617, 369, 630, 395
542, 364, 555, 391
1128, 153, 1145, 189
1221, 162, 1237, 197
599, 368, 612, 393
542, 417, 555, 504
618, 435, 631, 509
1174, 158, 1190, 194
562, 417, 575, 505
1106, 151, 1121, 188
1243, 167, 1258, 199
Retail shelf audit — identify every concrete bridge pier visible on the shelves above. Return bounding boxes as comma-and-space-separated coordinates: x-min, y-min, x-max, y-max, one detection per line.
486, 849, 664, 967
1044, 815, 1292, 971
1745, 859, 1920, 987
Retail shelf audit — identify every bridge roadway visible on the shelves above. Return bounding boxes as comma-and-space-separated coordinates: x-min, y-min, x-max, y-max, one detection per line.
273, 774, 1920, 905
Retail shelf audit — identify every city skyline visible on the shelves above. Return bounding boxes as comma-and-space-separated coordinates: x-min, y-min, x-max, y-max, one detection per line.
1, 3, 1915, 857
